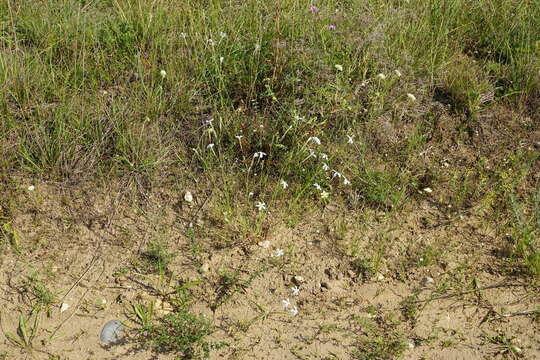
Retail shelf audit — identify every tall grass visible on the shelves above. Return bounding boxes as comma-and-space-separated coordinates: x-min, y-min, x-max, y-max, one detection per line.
0, 0, 539, 272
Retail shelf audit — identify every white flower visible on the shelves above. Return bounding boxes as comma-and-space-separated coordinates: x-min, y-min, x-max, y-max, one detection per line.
235, 135, 243, 140
180, 32, 187, 38
206, 143, 215, 149
289, 306, 299, 316
254, 43, 261, 51
219, 56, 224, 63
253, 151, 267, 159
308, 149, 317, 158
423, 187, 433, 193
255, 201, 266, 211
322, 163, 330, 171
219, 31, 227, 38
376, 73, 386, 80
207, 38, 215, 46
346, 135, 354, 144
280, 180, 289, 189
274, 248, 284, 257
294, 115, 303, 121
291, 286, 300, 296
407, 93, 417, 101
282, 298, 291, 309
320, 153, 328, 160
307, 136, 321, 145
331, 170, 342, 179
248, 192, 254, 197
335, 64, 343, 72
320, 191, 329, 199
394, 69, 402, 77
343, 177, 351, 185
313, 183, 322, 191
160, 69, 167, 78
27, 185, 35, 191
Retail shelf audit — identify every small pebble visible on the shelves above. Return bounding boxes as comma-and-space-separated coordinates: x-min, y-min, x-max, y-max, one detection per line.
407, 340, 415, 349
258, 241, 270, 249
60, 303, 70, 313
200, 262, 210, 274
184, 191, 193, 203
27, 185, 35, 191
292, 276, 305, 285
422, 276, 434, 286
423, 187, 433, 193
100, 320, 124, 344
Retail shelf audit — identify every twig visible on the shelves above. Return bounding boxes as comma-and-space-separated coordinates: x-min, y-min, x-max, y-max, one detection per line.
494, 309, 540, 319
59, 254, 99, 305
416, 282, 526, 303
49, 261, 106, 342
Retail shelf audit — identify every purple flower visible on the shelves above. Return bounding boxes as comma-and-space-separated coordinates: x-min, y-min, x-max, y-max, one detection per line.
309, 6, 320, 13
328, 24, 336, 31
143, 331, 148, 337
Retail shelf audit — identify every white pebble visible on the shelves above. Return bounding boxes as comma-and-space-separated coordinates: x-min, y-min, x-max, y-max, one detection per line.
258, 241, 270, 249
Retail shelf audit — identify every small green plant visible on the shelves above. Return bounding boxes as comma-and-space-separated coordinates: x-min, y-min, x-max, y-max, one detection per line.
351, 257, 375, 280
1, 223, 21, 253
139, 311, 216, 359
3, 313, 39, 350
24, 273, 58, 316
485, 333, 523, 358
135, 284, 224, 359
352, 313, 407, 360
140, 241, 173, 275
132, 302, 154, 328
400, 294, 419, 322
508, 187, 540, 277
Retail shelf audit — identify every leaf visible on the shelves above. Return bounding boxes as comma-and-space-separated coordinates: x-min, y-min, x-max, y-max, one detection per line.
18, 314, 29, 346
4, 332, 25, 347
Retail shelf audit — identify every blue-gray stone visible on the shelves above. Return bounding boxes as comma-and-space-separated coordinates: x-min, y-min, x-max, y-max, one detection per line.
100, 320, 124, 343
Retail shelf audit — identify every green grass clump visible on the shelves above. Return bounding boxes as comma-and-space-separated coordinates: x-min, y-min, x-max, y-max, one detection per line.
134, 284, 224, 359
352, 314, 407, 360
139, 311, 215, 359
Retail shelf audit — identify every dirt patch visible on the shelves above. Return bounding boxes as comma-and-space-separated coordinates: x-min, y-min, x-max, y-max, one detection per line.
0, 183, 538, 359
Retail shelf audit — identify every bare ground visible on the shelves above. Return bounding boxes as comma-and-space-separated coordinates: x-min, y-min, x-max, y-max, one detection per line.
0, 179, 538, 360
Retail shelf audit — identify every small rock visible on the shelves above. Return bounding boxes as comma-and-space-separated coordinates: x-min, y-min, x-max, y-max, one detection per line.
292, 276, 305, 285
344, 297, 355, 305
375, 273, 385, 281
184, 191, 193, 203
423, 187, 433, 194
154, 299, 173, 317
407, 340, 415, 349
60, 303, 70, 313
27, 185, 35, 191
100, 320, 124, 344
422, 277, 434, 286
200, 262, 210, 274
258, 241, 270, 249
